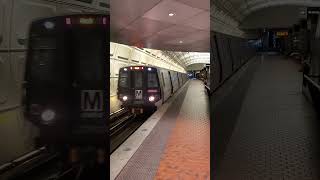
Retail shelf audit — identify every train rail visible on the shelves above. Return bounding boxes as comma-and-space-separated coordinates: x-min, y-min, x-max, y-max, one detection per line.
0, 147, 62, 180
1, 147, 107, 180
109, 108, 149, 153
0, 108, 150, 179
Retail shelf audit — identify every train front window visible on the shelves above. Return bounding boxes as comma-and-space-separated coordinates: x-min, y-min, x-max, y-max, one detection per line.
29, 37, 63, 83
119, 70, 129, 88
71, 27, 105, 83
148, 71, 159, 88
134, 71, 143, 88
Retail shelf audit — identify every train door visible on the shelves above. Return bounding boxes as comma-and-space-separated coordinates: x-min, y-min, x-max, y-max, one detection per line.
160, 72, 165, 102
160, 70, 172, 102
130, 68, 146, 101
70, 25, 107, 135
176, 72, 180, 87
168, 71, 173, 94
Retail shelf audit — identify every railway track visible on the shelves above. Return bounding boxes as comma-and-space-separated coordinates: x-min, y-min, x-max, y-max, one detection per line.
109, 108, 149, 153
0, 108, 149, 179
1, 147, 107, 180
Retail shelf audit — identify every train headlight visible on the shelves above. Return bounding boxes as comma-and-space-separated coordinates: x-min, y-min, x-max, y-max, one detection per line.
122, 96, 128, 101
44, 21, 55, 29
41, 109, 56, 123
148, 96, 155, 102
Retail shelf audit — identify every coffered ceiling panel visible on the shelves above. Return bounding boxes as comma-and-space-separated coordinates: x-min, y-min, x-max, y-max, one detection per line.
111, 0, 210, 52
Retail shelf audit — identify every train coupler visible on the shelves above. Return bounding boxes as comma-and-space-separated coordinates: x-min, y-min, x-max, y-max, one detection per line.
131, 108, 144, 114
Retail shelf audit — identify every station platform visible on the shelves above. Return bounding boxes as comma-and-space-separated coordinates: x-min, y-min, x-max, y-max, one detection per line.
216, 55, 320, 179
110, 80, 210, 180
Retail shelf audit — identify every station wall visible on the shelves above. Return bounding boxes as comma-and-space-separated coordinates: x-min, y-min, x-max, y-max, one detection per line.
210, 31, 257, 175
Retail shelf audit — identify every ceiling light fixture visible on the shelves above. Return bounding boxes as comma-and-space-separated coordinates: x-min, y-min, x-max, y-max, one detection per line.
179, 40, 183, 44
169, 13, 175, 17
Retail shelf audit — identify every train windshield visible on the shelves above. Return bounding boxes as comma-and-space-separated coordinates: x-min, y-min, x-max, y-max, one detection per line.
148, 71, 159, 88
119, 70, 129, 88
119, 68, 159, 89
71, 27, 105, 83
134, 71, 143, 88
28, 23, 106, 86
29, 37, 61, 83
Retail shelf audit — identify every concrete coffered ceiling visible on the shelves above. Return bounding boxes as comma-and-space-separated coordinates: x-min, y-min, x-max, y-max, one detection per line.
110, 0, 210, 52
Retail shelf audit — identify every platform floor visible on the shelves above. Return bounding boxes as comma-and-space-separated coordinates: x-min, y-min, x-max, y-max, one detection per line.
112, 80, 210, 180
216, 55, 320, 179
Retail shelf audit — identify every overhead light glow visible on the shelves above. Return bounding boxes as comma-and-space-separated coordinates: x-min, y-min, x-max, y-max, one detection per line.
122, 96, 128, 101
148, 67, 152, 71
179, 40, 183, 44
124, 68, 127, 71
169, 13, 175, 17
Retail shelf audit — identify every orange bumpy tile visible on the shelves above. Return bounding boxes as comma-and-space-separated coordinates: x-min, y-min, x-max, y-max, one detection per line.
154, 81, 210, 180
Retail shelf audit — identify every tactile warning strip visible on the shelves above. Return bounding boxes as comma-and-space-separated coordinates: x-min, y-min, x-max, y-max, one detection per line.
154, 80, 210, 179
115, 82, 190, 180
216, 56, 320, 180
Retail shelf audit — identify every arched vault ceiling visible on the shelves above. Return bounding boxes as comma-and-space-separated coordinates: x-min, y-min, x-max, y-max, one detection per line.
161, 51, 210, 67
213, 0, 320, 23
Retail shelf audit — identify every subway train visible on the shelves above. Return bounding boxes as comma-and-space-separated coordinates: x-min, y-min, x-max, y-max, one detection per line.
0, 0, 108, 164
117, 66, 188, 114
25, 14, 109, 147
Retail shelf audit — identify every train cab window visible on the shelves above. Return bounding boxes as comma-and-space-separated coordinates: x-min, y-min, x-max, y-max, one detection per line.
29, 37, 60, 83
72, 28, 104, 82
148, 71, 159, 88
119, 70, 129, 88
134, 71, 143, 88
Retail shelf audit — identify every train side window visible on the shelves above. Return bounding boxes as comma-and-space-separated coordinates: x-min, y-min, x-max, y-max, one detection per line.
148, 71, 159, 88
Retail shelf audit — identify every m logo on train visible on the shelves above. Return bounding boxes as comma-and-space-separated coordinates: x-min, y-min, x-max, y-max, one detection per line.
135, 90, 143, 99
81, 90, 103, 112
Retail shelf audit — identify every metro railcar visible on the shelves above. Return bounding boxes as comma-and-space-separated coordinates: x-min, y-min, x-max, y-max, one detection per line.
25, 14, 109, 146
117, 66, 188, 114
